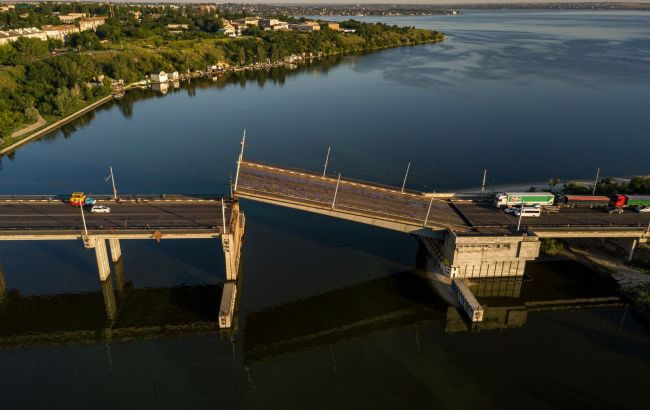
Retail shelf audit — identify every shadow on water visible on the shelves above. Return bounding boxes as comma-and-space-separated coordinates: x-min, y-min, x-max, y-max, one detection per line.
0, 282, 224, 349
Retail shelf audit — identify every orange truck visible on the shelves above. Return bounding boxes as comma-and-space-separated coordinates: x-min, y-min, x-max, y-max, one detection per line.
69, 192, 96, 207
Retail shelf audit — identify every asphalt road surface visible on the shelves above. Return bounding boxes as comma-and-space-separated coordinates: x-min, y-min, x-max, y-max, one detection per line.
0, 201, 230, 232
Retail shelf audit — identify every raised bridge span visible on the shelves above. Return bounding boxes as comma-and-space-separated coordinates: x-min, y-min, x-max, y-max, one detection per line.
235, 159, 649, 281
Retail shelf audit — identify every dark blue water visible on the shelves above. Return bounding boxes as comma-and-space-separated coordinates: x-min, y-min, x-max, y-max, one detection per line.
0, 11, 649, 409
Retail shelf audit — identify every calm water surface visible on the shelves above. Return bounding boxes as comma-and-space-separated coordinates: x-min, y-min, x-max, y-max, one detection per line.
1, 11, 649, 409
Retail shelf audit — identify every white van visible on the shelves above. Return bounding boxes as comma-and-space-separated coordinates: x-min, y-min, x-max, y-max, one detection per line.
514, 206, 541, 218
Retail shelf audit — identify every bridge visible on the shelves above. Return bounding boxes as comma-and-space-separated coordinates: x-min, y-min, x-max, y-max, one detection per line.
233, 152, 649, 281
0, 195, 245, 328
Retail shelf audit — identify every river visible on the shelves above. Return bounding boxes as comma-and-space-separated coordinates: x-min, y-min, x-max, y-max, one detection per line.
0, 10, 649, 409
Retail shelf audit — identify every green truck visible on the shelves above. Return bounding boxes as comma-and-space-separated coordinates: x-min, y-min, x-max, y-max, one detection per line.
494, 192, 555, 208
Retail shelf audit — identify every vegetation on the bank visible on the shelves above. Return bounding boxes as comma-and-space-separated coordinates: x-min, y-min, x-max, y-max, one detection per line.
563, 176, 650, 195
627, 259, 650, 273
0, 3, 442, 142
541, 238, 565, 255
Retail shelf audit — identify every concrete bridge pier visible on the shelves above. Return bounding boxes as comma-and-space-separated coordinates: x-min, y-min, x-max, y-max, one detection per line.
90, 238, 117, 320
624, 238, 638, 262
222, 201, 246, 281
113, 258, 126, 294
108, 239, 122, 262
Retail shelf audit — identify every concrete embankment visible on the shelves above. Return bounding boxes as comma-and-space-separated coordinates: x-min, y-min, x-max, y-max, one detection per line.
0, 94, 114, 156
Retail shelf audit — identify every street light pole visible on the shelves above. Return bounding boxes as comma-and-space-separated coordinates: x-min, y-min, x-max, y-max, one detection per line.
234, 129, 246, 193
401, 162, 410, 193
322, 146, 330, 178
332, 173, 341, 209
592, 167, 600, 195
516, 197, 524, 232
80, 203, 88, 237
109, 166, 117, 201
423, 197, 434, 226
481, 169, 487, 192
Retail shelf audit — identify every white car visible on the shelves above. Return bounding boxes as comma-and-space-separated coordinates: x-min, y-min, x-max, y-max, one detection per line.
90, 205, 111, 214
636, 206, 650, 213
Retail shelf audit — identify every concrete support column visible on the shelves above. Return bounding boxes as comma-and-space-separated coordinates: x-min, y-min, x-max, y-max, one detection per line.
108, 238, 122, 262
113, 258, 126, 293
625, 238, 638, 262
222, 202, 246, 281
94, 238, 116, 319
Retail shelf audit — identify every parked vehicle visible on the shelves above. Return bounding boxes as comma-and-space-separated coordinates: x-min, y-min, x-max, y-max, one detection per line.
557, 195, 611, 208
90, 205, 111, 214
69, 192, 85, 207
494, 192, 554, 208
513, 206, 542, 218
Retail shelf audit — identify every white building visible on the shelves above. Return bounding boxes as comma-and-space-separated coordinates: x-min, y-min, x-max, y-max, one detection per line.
150, 71, 168, 83
0, 27, 47, 45
58, 13, 87, 24
43, 24, 80, 41
79, 16, 107, 32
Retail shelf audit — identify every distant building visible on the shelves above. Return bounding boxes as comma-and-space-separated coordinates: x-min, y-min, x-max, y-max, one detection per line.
0, 27, 47, 45
170, 71, 179, 80
42, 24, 79, 41
0, 4, 16, 12
79, 17, 107, 32
272, 22, 289, 31
341, 28, 356, 34
167, 24, 189, 32
129, 10, 142, 19
258, 18, 279, 28
290, 21, 320, 32
233, 16, 259, 26
58, 13, 87, 24
325, 22, 340, 31
150, 71, 168, 83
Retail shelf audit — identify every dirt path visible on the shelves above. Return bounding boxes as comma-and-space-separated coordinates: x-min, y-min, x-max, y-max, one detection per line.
10, 115, 47, 139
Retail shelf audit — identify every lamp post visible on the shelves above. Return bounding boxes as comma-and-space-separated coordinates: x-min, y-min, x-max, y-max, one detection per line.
234, 129, 246, 193
401, 162, 410, 194
332, 173, 341, 209
322, 146, 330, 178
423, 197, 434, 227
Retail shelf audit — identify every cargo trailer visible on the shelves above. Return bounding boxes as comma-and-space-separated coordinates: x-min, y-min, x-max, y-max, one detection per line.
494, 192, 555, 208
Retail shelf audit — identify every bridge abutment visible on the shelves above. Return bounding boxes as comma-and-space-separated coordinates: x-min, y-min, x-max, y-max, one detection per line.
421, 231, 540, 279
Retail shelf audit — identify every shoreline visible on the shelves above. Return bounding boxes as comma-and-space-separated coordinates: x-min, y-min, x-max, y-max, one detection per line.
0, 38, 442, 157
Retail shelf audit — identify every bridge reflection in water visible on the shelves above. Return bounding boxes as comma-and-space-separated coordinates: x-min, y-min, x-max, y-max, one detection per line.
0, 260, 623, 355
242, 261, 623, 364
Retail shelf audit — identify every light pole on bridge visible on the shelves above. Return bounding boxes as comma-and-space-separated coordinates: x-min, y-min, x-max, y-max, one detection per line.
401, 162, 410, 194
423, 197, 434, 227
79, 203, 88, 237
322, 146, 331, 178
592, 167, 600, 195
105, 166, 118, 201
332, 173, 341, 209
234, 129, 246, 193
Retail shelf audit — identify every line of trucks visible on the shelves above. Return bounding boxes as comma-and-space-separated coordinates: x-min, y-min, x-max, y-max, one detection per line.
494, 192, 650, 211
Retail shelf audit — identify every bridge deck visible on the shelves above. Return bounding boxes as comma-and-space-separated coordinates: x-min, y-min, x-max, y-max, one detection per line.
236, 161, 650, 237
0, 198, 232, 239
236, 161, 470, 231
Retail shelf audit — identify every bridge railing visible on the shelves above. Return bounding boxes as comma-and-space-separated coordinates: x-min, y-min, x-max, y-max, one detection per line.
0, 194, 228, 202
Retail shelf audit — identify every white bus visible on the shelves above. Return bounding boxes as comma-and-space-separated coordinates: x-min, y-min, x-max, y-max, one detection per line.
513, 206, 541, 218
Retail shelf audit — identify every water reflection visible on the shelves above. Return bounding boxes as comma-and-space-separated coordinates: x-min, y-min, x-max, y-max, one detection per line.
242, 261, 623, 364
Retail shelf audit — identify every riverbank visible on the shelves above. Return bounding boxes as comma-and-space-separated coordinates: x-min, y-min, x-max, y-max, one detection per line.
1, 37, 442, 156
557, 238, 650, 323
0, 94, 114, 157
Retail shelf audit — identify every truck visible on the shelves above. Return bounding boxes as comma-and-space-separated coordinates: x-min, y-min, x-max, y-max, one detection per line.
558, 195, 611, 208
69, 192, 96, 207
609, 194, 650, 208
494, 192, 555, 208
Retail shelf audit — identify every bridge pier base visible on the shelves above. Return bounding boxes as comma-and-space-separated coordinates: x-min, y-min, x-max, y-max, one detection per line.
92, 238, 117, 320
420, 231, 540, 279
222, 202, 246, 282
108, 239, 122, 262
